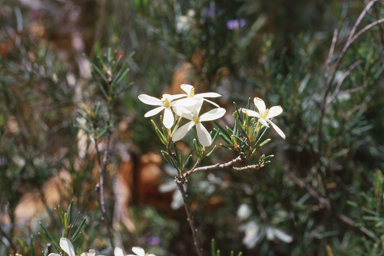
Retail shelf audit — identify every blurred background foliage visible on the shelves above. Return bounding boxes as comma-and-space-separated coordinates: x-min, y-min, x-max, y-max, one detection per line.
1, 0, 384, 255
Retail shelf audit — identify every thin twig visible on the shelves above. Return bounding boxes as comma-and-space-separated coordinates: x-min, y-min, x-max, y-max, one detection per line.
183, 155, 243, 178
94, 135, 115, 248
326, 60, 363, 108
176, 182, 203, 256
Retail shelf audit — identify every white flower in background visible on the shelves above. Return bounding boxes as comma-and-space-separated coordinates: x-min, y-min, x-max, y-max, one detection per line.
174, 84, 221, 108
172, 106, 226, 146
175, 10, 195, 33
138, 93, 185, 129
158, 165, 185, 210
240, 221, 263, 249
128, 246, 156, 256
265, 226, 293, 243
242, 97, 286, 139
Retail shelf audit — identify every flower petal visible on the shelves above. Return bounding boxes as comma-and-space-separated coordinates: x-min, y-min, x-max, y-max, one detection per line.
199, 108, 226, 122
242, 109, 260, 118
114, 247, 125, 256
273, 228, 293, 243
254, 97, 266, 114
132, 246, 146, 256
172, 121, 195, 142
173, 106, 193, 120
202, 98, 219, 108
259, 118, 269, 127
267, 106, 283, 119
268, 120, 286, 139
144, 107, 164, 117
60, 238, 76, 256
164, 94, 186, 102
163, 108, 174, 129
180, 84, 194, 94
172, 98, 200, 107
48, 254, 61, 256
195, 92, 221, 98
196, 122, 212, 146
138, 94, 162, 106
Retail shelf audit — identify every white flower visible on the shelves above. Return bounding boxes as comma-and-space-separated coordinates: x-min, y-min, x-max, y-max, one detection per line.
172, 106, 226, 146
138, 94, 185, 129
242, 97, 285, 140
81, 250, 96, 256
174, 84, 221, 108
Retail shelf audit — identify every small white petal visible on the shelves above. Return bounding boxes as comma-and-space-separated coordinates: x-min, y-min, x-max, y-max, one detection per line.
144, 107, 164, 117
132, 246, 146, 256
259, 118, 269, 127
254, 97, 266, 115
172, 121, 195, 142
88, 249, 96, 256
80, 253, 87, 256
172, 98, 200, 107
242, 109, 261, 118
266, 227, 275, 240
196, 122, 212, 146
199, 108, 226, 122
268, 120, 286, 139
114, 247, 125, 256
195, 92, 221, 98
202, 98, 220, 107
48, 254, 61, 256
180, 84, 194, 94
171, 189, 184, 209
163, 108, 174, 128
164, 94, 186, 102
159, 181, 177, 193
173, 106, 194, 120
267, 106, 283, 119
148, 254, 156, 256
60, 238, 76, 256
273, 228, 293, 243
138, 94, 162, 106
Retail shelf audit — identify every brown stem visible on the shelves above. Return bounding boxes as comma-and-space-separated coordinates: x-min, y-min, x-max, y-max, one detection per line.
94, 135, 115, 248
176, 182, 203, 256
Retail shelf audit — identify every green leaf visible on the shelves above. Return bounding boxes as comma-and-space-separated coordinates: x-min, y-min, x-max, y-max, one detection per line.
83, 54, 108, 83
205, 145, 216, 158
151, 120, 168, 146
211, 239, 216, 256
193, 138, 202, 160
39, 223, 60, 250
71, 218, 86, 242
182, 154, 192, 170
66, 201, 73, 226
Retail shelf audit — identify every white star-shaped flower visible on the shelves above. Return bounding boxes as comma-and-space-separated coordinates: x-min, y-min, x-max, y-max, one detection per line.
138, 94, 185, 128
242, 97, 285, 139
172, 106, 226, 146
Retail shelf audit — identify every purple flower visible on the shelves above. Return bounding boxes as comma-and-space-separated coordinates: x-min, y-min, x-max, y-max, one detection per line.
147, 236, 161, 245
226, 19, 246, 30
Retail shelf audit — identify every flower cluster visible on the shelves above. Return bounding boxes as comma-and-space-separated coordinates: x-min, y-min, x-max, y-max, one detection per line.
138, 84, 226, 146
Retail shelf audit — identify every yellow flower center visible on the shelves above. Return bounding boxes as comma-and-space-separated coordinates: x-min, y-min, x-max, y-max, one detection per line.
193, 116, 200, 124
163, 98, 170, 108
261, 108, 269, 119
189, 88, 195, 97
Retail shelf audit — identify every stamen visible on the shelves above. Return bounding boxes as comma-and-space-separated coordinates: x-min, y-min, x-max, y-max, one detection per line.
193, 116, 200, 124
189, 87, 195, 97
261, 108, 269, 119
163, 98, 170, 108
